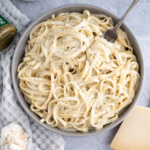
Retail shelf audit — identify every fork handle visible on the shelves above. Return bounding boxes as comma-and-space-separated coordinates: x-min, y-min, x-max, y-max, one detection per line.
113, 0, 139, 33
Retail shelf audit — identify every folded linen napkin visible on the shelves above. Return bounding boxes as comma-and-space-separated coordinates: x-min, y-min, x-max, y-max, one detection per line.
0, 0, 65, 150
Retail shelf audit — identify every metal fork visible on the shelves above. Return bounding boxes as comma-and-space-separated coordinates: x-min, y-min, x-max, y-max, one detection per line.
103, 0, 139, 43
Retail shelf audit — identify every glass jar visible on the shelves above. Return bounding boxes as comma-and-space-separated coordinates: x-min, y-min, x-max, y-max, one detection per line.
0, 14, 17, 52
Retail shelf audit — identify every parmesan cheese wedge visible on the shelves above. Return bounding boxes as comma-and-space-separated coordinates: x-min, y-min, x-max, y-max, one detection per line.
110, 105, 150, 150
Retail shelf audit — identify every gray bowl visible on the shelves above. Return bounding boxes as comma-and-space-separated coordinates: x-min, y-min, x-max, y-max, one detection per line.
12, 4, 144, 137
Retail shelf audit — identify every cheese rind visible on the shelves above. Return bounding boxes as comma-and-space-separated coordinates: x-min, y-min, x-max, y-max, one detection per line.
110, 105, 150, 150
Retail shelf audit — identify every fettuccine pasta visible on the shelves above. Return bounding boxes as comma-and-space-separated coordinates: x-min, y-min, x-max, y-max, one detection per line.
17, 10, 139, 132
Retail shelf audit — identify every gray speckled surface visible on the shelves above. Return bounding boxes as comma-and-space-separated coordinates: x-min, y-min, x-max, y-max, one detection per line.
10, 0, 150, 149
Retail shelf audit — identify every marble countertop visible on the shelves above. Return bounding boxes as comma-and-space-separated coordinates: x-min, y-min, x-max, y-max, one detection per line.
10, 0, 150, 149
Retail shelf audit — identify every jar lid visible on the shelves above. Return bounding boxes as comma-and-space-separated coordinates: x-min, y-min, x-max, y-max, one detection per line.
0, 33, 16, 54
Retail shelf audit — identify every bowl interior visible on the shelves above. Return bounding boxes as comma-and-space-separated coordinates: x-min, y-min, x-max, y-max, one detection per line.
12, 5, 144, 137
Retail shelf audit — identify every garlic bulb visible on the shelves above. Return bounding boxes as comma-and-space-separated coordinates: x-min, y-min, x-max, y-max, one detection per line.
0, 122, 27, 150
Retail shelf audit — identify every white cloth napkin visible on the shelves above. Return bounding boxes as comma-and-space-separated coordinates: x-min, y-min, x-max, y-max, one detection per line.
0, 0, 65, 150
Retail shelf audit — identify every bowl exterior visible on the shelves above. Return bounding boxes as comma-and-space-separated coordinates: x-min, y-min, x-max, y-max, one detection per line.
12, 4, 144, 137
